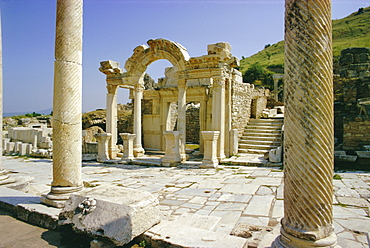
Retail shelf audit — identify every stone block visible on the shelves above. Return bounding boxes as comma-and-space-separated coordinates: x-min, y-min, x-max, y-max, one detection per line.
356, 151, 370, 158
59, 186, 161, 246
6, 142, 15, 154
269, 146, 282, 163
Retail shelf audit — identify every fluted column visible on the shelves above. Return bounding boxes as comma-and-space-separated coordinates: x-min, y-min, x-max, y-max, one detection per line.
177, 79, 186, 160
106, 84, 119, 159
273, 0, 337, 247
133, 83, 145, 157
212, 77, 225, 161
42, 0, 83, 208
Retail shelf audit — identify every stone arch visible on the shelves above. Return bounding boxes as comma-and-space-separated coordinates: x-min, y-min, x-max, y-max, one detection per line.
124, 38, 190, 77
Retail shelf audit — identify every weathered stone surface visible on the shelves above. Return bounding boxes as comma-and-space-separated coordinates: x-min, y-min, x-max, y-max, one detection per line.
59, 186, 161, 246
144, 220, 247, 248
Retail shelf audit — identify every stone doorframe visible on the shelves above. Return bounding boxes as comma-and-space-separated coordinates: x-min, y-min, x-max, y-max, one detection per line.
99, 38, 240, 160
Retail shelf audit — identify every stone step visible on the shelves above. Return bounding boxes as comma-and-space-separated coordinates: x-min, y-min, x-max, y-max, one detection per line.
243, 129, 282, 134
249, 118, 284, 123
241, 136, 282, 142
239, 140, 282, 146
239, 144, 280, 151
238, 148, 270, 154
245, 125, 283, 130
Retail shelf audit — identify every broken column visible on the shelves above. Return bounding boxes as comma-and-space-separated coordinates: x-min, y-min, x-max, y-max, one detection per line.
273, 0, 337, 247
95, 133, 111, 162
162, 131, 182, 167
200, 131, 219, 168
120, 133, 136, 161
42, 0, 83, 208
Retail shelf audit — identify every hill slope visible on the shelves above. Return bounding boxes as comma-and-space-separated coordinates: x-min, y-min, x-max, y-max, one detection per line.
240, 6, 370, 74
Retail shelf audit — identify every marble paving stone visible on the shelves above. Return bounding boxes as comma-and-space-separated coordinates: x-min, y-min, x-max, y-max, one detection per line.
335, 186, 361, 198
250, 170, 271, 177
213, 202, 246, 211
251, 177, 282, 187
188, 196, 208, 204
176, 213, 221, 231
244, 195, 275, 217
337, 196, 370, 208
195, 209, 213, 216
333, 205, 368, 219
217, 193, 252, 203
272, 199, 284, 218
356, 188, 370, 198
181, 202, 203, 210
342, 178, 370, 189
333, 220, 345, 234
336, 217, 370, 233
237, 216, 269, 226
210, 210, 243, 226
222, 178, 253, 184
219, 183, 259, 194
160, 199, 186, 206
256, 186, 274, 195
174, 188, 216, 197
197, 179, 224, 189
276, 184, 284, 200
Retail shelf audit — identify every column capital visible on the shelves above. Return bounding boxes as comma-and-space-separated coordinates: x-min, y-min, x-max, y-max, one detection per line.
212, 77, 226, 88
134, 83, 145, 92
106, 84, 118, 94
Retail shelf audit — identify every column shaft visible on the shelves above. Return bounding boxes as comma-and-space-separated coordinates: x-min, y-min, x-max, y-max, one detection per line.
212, 78, 225, 160
106, 84, 118, 159
0, 11, 8, 182
274, 0, 336, 247
177, 80, 186, 160
42, 0, 83, 208
133, 84, 145, 157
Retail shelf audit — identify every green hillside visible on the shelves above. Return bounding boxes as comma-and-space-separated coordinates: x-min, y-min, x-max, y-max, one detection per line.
240, 6, 370, 75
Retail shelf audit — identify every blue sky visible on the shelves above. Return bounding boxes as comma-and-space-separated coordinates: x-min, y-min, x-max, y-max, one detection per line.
1, 0, 369, 114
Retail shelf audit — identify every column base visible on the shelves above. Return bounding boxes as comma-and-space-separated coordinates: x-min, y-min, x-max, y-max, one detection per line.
108, 146, 120, 160
41, 185, 83, 208
272, 227, 338, 248
200, 159, 219, 168
133, 147, 145, 157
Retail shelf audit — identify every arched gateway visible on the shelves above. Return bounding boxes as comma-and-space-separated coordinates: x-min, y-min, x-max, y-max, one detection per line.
99, 38, 257, 161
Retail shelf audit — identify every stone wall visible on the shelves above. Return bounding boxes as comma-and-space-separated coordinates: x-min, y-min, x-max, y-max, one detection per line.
231, 81, 266, 138
334, 47, 370, 151
343, 121, 370, 151
186, 103, 200, 143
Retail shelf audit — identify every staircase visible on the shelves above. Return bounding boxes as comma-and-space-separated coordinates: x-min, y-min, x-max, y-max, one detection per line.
238, 118, 284, 154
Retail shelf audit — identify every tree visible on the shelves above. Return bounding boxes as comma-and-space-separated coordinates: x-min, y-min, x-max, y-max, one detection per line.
243, 62, 274, 89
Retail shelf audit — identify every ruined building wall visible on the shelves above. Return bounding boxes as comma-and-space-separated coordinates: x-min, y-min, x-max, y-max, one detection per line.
231, 78, 267, 138
334, 47, 370, 151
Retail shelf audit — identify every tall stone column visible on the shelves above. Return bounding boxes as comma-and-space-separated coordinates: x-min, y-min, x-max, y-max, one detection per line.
42, 0, 83, 208
106, 84, 119, 159
273, 0, 337, 247
0, 13, 9, 184
133, 83, 145, 157
212, 77, 225, 161
177, 79, 186, 160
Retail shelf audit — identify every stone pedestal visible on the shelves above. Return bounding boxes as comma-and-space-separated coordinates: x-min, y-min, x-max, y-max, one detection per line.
273, 0, 337, 247
162, 131, 182, 167
200, 131, 219, 168
42, 0, 83, 208
229, 129, 239, 156
120, 133, 136, 161
95, 133, 112, 162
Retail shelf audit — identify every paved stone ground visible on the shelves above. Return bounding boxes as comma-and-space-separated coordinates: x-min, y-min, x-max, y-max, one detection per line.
0, 155, 369, 247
